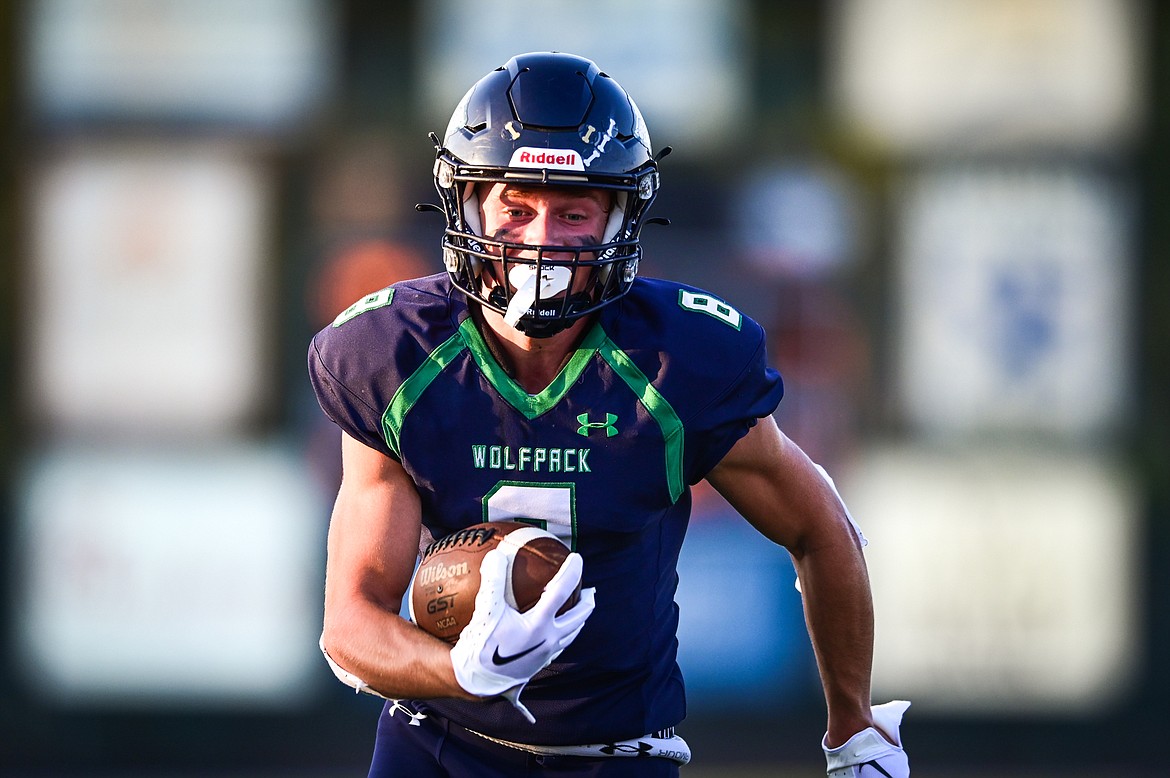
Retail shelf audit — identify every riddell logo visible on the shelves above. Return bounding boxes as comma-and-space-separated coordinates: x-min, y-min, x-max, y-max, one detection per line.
509, 147, 585, 171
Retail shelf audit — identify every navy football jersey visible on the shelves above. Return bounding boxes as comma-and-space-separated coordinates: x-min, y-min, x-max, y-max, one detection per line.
308, 273, 783, 745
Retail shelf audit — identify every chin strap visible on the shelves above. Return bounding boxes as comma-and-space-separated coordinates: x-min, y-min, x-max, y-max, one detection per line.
485, 286, 591, 339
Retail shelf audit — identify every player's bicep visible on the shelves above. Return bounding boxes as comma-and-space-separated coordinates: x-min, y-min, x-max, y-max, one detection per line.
706, 416, 846, 555
325, 432, 422, 614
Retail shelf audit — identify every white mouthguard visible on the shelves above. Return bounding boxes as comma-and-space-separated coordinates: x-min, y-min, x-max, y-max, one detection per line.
503, 264, 571, 327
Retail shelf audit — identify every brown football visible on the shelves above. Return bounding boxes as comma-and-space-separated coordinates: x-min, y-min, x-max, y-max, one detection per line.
409, 521, 578, 644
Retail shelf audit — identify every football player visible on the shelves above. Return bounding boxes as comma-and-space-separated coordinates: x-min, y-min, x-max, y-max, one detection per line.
308, 51, 909, 777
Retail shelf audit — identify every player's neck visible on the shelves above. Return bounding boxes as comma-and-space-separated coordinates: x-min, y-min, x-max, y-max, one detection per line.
474, 307, 591, 394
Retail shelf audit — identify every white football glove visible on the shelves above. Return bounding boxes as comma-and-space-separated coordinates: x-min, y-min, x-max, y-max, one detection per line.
823, 700, 911, 777
449, 547, 596, 723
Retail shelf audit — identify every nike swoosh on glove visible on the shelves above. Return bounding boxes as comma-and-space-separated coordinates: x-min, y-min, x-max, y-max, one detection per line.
823, 700, 911, 777
450, 547, 596, 723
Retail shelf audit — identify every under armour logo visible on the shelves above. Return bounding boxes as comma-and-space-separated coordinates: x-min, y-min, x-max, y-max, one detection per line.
386, 699, 427, 727
599, 741, 654, 757
576, 412, 618, 437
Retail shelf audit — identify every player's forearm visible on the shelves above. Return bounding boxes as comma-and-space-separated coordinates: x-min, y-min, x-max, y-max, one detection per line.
792, 533, 876, 748
322, 596, 475, 701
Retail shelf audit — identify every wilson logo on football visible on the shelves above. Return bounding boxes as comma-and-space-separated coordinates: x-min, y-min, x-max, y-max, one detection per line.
508, 147, 585, 171
418, 561, 470, 586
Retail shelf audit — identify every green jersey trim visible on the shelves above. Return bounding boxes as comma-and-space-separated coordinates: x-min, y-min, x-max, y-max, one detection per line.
381, 318, 684, 503
596, 333, 686, 503
460, 318, 606, 420
382, 330, 467, 456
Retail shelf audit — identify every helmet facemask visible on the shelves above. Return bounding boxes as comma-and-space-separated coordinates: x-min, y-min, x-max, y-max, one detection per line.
439, 171, 652, 337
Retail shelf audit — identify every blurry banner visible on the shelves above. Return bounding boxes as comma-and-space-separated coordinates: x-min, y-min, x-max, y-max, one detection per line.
732, 160, 865, 279
26, 0, 335, 128
844, 445, 1138, 714
830, 0, 1144, 152
675, 508, 816, 708
895, 166, 1132, 438
416, 0, 748, 153
27, 142, 272, 438
15, 443, 324, 706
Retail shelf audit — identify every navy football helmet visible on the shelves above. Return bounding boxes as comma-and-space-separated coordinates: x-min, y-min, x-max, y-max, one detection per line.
429, 51, 665, 337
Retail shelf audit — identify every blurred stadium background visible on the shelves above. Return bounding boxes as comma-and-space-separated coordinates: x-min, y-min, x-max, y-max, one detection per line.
1, 0, 1168, 775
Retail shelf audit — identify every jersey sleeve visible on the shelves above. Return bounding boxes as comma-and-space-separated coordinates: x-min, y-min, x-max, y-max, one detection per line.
308, 333, 397, 459
605, 279, 785, 485
681, 319, 783, 482
306, 275, 463, 461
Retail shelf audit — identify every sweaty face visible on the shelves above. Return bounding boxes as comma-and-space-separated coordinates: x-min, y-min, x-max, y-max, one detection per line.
476, 183, 614, 327
478, 182, 610, 256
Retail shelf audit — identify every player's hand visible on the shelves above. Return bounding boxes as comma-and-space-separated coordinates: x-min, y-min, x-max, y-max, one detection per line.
823, 700, 910, 777
449, 547, 596, 723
